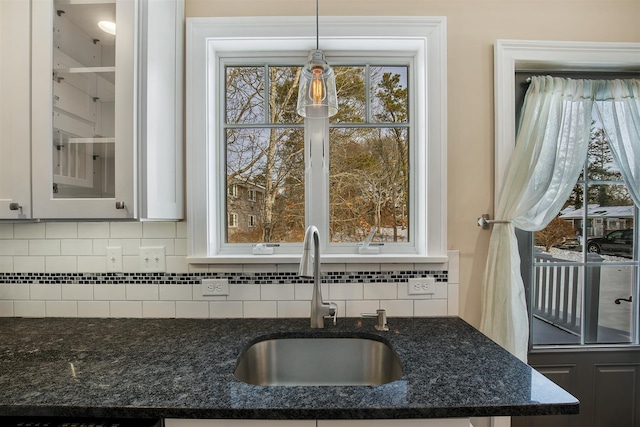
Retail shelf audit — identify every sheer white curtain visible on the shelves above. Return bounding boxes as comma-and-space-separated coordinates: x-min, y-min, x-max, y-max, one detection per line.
594, 79, 640, 207
480, 76, 595, 361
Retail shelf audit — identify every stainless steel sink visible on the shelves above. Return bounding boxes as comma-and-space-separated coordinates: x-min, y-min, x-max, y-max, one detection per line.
234, 336, 403, 386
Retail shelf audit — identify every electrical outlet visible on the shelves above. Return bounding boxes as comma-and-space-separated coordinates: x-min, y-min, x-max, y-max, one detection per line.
106, 247, 123, 273
139, 246, 166, 273
202, 279, 229, 296
408, 277, 436, 295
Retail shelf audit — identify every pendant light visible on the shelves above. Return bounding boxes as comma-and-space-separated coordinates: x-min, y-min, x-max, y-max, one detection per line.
296, 0, 338, 118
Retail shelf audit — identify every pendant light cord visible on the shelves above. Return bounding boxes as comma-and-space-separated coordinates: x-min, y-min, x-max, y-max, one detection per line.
315, 0, 319, 50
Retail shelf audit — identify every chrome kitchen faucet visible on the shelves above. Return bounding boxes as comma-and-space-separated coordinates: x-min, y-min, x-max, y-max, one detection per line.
299, 225, 337, 328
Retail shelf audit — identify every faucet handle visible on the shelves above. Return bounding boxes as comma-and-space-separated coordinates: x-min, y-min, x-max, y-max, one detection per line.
326, 302, 338, 325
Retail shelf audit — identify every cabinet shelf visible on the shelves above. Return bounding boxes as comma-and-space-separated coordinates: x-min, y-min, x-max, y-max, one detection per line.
55, 66, 116, 74
67, 137, 115, 144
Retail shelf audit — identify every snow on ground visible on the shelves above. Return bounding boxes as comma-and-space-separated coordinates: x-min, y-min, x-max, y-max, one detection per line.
535, 246, 630, 263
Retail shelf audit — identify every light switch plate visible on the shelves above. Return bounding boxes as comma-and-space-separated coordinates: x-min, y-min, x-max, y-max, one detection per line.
139, 246, 166, 272
106, 247, 123, 272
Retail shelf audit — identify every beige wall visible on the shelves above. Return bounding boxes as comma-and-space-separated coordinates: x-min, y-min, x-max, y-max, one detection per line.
185, 0, 640, 328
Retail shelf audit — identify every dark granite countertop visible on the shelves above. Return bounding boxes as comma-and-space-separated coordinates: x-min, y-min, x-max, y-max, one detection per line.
0, 317, 578, 420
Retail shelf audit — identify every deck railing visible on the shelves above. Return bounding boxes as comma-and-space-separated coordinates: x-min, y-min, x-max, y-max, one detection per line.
533, 252, 603, 341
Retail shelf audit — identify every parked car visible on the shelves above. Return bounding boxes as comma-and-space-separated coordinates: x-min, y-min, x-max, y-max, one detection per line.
587, 229, 634, 257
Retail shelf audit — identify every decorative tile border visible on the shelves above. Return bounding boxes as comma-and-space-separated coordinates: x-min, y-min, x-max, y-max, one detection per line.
0, 270, 448, 285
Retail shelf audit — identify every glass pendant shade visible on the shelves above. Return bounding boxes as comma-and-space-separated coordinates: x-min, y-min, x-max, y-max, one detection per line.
296, 50, 338, 118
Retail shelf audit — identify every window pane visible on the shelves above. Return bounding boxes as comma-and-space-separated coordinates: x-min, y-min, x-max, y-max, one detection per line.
585, 185, 635, 262
589, 264, 635, 344
370, 66, 408, 123
226, 128, 304, 243
269, 66, 304, 124
586, 120, 624, 181
225, 66, 265, 124
532, 254, 582, 345
329, 127, 409, 243
332, 66, 366, 123
225, 66, 302, 125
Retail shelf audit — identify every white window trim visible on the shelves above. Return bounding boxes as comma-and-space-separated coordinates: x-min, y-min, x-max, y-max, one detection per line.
186, 16, 447, 263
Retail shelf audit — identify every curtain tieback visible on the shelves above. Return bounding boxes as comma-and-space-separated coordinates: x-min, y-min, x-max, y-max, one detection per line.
477, 214, 512, 230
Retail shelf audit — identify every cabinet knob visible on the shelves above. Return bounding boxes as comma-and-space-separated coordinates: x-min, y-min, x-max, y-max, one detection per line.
115, 201, 126, 210
9, 203, 22, 211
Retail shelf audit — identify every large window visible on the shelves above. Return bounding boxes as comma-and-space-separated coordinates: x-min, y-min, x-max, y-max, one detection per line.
186, 16, 447, 262
224, 63, 409, 247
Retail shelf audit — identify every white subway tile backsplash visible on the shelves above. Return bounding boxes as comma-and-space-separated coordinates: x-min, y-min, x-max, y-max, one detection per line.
14, 223, 45, 239
143, 301, 176, 318
77, 256, 107, 273
30, 284, 61, 300
228, 284, 260, 301
363, 283, 398, 300
414, 299, 448, 317
345, 300, 379, 318
243, 263, 277, 273
160, 285, 192, 301
122, 256, 139, 272
329, 283, 363, 300
78, 222, 110, 238
61, 239, 93, 255
0, 256, 12, 273
209, 301, 243, 318
294, 283, 328, 301
94, 284, 126, 300
110, 222, 142, 239
46, 222, 78, 239
447, 283, 459, 316
92, 239, 109, 256
62, 284, 94, 300
78, 301, 110, 318
29, 240, 60, 256
108, 239, 141, 256
0, 284, 29, 300
174, 239, 187, 256
166, 256, 189, 273
447, 250, 460, 284
0, 220, 457, 320
46, 301, 77, 317
380, 299, 414, 317
127, 284, 159, 300
0, 301, 14, 317
13, 256, 45, 273
176, 301, 209, 318
14, 300, 46, 317
0, 224, 13, 239
206, 264, 242, 273
143, 222, 176, 238
261, 284, 294, 301
140, 239, 174, 255
277, 300, 309, 318
45, 256, 76, 273
176, 221, 187, 239
0, 240, 28, 256
243, 301, 277, 318
110, 301, 143, 318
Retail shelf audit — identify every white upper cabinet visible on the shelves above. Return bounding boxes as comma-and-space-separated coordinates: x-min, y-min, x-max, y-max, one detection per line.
0, 0, 32, 219
0, 0, 183, 220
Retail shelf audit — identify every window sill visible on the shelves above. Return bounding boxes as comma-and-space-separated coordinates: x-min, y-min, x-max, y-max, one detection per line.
187, 254, 449, 265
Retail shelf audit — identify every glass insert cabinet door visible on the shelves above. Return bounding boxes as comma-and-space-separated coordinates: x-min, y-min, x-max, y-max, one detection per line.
31, 0, 135, 218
